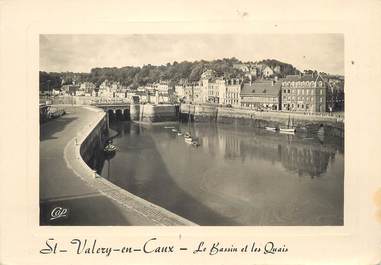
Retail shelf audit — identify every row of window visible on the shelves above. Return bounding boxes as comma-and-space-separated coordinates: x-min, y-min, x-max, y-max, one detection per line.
282, 81, 324, 87
283, 96, 324, 103
283, 103, 311, 110
283, 89, 324, 95
226, 92, 239, 99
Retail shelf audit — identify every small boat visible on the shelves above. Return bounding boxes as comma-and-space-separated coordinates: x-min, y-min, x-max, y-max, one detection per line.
279, 116, 296, 134
265, 126, 277, 132
184, 132, 192, 138
177, 132, 183, 136
171, 128, 178, 132
279, 128, 296, 134
191, 141, 200, 147
104, 144, 118, 153
185, 137, 193, 144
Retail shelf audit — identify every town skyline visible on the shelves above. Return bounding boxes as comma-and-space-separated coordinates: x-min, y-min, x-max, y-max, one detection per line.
40, 34, 344, 75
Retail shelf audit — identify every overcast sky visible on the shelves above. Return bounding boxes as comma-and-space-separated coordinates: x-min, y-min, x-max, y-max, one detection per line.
40, 34, 344, 75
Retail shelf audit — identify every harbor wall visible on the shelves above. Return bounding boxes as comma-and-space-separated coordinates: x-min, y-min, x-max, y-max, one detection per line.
79, 113, 108, 168
180, 103, 344, 137
130, 104, 178, 123
73, 107, 195, 225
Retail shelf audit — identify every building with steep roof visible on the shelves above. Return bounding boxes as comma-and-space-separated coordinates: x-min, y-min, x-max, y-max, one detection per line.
240, 80, 281, 110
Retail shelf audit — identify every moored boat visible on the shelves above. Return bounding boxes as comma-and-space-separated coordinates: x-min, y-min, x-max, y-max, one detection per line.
279, 116, 296, 134
104, 144, 118, 153
279, 128, 296, 134
265, 126, 277, 132
191, 140, 200, 147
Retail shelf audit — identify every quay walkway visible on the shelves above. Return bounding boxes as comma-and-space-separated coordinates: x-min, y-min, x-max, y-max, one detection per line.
40, 106, 194, 225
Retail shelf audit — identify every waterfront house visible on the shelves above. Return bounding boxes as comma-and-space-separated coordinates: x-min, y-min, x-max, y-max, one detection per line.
240, 80, 281, 110
280, 74, 327, 113
175, 85, 185, 98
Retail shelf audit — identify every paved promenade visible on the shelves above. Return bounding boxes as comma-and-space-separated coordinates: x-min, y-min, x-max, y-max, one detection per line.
40, 106, 193, 225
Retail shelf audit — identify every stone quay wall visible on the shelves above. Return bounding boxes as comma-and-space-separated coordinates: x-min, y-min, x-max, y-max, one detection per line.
74, 107, 195, 225
130, 104, 178, 123
79, 111, 108, 167
180, 103, 344, 137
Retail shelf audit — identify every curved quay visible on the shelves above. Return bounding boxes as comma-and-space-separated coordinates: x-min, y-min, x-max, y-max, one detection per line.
64, 106, 196, 226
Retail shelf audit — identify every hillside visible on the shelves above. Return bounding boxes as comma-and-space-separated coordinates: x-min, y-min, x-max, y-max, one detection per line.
40, 57, 301, 91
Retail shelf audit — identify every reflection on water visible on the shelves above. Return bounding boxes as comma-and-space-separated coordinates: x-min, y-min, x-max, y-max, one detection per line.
98, 121, 344, 225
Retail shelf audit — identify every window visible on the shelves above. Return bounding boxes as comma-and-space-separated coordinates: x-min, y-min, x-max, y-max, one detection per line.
288, 89, 290, 93
320, 89, 323, 95
302, 90, 304, 95
320, 98, 323, 102
297, 89, 300, 95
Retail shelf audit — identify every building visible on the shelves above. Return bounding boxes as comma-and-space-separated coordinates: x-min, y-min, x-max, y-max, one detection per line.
273, 65, 281, 74
221, 78, 241, 107
261, 66, 274, 77
240, 80, 281, 110
206, 77, 225, 104
280, 74, 326, 113
80, 82, 96, 94
175, 85, 185, 98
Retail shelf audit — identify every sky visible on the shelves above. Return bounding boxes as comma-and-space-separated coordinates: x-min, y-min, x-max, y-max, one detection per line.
40, 34, 344, 75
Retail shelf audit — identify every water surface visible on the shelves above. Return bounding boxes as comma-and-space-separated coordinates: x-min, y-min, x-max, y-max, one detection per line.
100, 121, 344, 226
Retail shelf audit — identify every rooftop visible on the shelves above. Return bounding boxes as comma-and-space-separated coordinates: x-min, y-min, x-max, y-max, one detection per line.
241, 80, 281, 96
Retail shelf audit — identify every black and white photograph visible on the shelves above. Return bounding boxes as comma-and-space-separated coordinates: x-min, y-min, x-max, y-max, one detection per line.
39, 34, 345, 226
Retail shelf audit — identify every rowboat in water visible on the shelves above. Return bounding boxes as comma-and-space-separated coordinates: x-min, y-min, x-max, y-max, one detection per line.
185, 137, 193, 144
279, 128, 296, 134
265, 126, 277, 132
